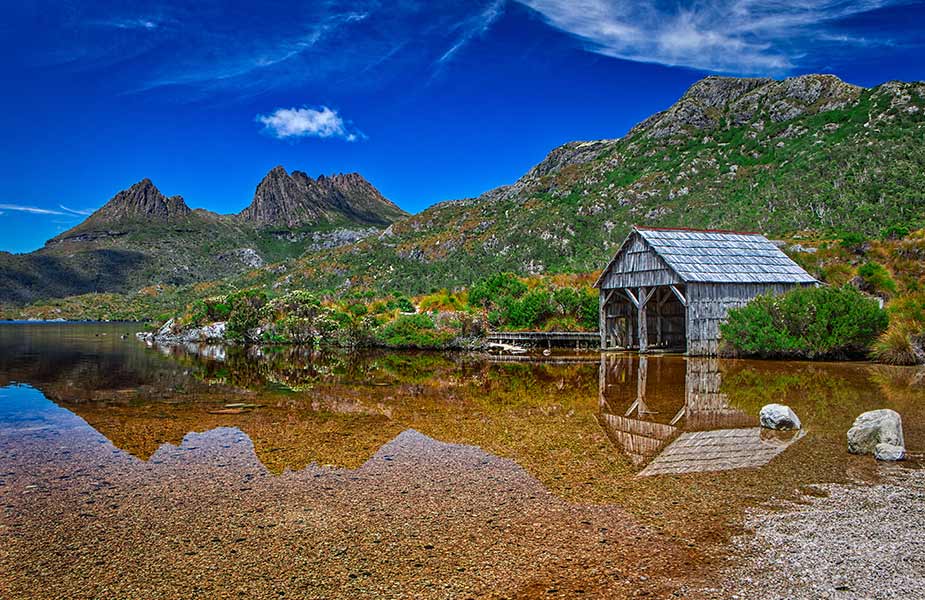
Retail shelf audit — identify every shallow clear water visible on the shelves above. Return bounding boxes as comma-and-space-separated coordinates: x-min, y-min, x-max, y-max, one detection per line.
1, 323, 922, 598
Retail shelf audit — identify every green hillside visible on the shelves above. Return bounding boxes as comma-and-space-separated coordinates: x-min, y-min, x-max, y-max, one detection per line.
253, 75, 924, 296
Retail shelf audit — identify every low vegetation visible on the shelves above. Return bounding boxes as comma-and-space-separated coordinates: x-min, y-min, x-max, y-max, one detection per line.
160, 274, 597, 349
719, 286, 888, 360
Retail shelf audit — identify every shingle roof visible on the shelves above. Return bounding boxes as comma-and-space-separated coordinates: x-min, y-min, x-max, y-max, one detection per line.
634, 227, 817, 284
637, 427, 806, 477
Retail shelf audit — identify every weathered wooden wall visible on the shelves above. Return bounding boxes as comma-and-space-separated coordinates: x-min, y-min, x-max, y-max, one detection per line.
685, 282, 808, 355
598, 234, 681, 289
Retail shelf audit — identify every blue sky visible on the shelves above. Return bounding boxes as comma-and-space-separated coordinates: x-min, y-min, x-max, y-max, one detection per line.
1, 0, 923, 253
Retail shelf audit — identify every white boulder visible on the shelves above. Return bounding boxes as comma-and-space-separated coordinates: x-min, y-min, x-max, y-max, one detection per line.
874, 443, 906, 461
759, 404, 801, 431
847, 409, 904, 455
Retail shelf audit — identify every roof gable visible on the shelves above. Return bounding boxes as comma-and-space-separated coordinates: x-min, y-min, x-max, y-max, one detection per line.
597, 227, 817, 286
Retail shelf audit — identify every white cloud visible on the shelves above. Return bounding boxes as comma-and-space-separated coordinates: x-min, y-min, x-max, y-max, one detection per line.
438, 0, 506, 64
59, 205, 95, 216
515, 0, 901, 73
0, 203, 70, 216
95, 18, 160, 30
256, 106, 362, 141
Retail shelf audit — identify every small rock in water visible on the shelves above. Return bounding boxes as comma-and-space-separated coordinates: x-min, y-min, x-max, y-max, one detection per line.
847, 409, 904, 455
759, 404, 801, 430
874, 443, 906, 461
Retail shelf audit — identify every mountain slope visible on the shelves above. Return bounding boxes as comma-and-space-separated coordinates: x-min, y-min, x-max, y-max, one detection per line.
248, 75, 925, 295
0, 170, 403, 304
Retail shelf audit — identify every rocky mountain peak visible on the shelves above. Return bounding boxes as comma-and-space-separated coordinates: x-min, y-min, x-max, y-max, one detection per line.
84, 179, 191, 224
240, 166, 407, 228
629, 73, 863, 139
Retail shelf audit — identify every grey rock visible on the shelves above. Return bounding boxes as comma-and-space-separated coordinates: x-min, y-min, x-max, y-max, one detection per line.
217, 248, 264, 269
874, 443, 906, 461
181, 321, 227, 343
157, 318, 176, 337
847, 409, 904, 455
760, 404, 802, 430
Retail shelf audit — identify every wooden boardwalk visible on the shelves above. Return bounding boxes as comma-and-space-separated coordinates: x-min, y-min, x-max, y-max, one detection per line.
486, 331, 599, 349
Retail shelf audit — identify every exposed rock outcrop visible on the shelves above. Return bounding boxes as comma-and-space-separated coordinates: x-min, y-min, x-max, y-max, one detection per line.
629, 74, 862, 139
239, 166, 407, 228
50, 179, 192, 244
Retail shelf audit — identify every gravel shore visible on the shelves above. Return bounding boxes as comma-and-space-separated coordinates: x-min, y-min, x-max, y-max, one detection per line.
714, 464, 925, 600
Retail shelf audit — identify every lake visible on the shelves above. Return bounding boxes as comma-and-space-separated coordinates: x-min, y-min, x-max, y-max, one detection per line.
1, 323, 922, 598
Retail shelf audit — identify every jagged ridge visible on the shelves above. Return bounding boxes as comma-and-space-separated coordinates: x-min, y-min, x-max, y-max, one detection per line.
239, 166, 407, 228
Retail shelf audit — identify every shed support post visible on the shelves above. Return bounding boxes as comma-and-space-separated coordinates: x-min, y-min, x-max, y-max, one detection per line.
638, 286, 648, 353
655, 288, 663, 347
599, 291, 606, 350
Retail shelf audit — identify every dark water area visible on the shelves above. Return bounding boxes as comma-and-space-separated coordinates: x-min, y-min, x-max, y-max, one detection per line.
1, 323, 923, 599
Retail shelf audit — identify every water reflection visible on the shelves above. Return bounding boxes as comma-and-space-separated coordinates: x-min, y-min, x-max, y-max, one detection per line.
600, 355, 803, 475
4, 323, 925, 598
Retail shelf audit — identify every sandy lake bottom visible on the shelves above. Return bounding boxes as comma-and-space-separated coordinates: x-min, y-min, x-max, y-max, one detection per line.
1, 323, 922, 599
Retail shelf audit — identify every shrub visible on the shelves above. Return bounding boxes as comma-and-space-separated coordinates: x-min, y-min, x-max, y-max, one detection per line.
469, 273, 527, 309
881, 225, 910, 240
225, 290, 268, 342
552, 287, 582, 316
719, 285, 888, 359
374, 313, 454, 349
503, 289, 553, 329
186, 296, 232, 326
857, 262, 897, 297
418, 289, 464, 312
579, 288, 599, 330
839, 232, 867, 253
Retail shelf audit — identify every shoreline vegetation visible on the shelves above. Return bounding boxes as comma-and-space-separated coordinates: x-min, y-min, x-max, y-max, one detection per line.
7, 227, 925, 363
140, 273, 599, 351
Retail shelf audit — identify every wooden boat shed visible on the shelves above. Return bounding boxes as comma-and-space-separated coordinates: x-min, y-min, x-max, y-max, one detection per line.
595, 226, 817, 355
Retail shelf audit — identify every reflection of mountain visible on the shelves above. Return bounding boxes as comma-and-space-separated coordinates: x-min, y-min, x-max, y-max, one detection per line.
598, 355, 803, 475
0, 323, 224, 404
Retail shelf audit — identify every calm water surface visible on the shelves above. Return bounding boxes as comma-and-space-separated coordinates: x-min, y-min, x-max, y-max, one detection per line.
1, 323, 922, 599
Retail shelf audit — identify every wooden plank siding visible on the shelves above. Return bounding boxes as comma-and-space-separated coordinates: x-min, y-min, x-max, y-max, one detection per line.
597, 235, 682, 289
596, 227, 818, 356
685, 282, 806, 355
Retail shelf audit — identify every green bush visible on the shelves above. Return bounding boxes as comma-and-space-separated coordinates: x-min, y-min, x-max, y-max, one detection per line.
503, 289, 553, 329
226, 290, 268, 342
719, 285, 888, 359
839, 232, 867, 253
469, 273, 527, 309
881, 224, 910, 240
857, 262, 897, 297
374, 313, 454, 349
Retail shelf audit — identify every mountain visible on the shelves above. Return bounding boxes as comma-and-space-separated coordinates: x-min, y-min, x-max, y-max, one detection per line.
241, 74, 925, 295
0, 169, 404, 304
240, 167, 406, 228
5, 74, 925, 311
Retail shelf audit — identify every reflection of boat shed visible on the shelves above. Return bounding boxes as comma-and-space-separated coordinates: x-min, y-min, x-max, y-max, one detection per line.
598, 356, 804, 476
594, 227, 817, 355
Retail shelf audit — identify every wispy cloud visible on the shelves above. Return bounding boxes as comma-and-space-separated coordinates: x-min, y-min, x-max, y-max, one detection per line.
90, 17, 162, 31
0, 203, 70, 216
438, 0, 506, 64
515, 0, 905, 73
59, 205, 95, 216
256, 106, 362, 141
15, 1, 511, 97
